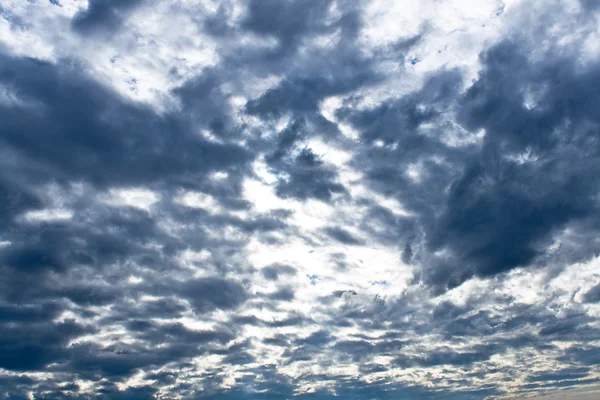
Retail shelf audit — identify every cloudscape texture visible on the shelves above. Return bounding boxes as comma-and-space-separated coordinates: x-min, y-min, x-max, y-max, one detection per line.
1, 0, 600, 399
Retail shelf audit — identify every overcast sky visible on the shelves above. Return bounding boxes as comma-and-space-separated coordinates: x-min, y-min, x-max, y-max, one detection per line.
1, 0, 600, 399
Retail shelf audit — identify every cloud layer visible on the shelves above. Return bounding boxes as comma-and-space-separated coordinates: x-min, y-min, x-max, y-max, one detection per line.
1, 0, 600, 398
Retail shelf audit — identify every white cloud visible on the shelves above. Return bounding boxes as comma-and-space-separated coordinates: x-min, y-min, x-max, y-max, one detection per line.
102, 188, 159, 211
21, 208, 73, 223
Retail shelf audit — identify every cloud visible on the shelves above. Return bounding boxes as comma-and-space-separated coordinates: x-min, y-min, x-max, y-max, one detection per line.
180, 277, 248, 313
71, 0, 143, 36
422, 35, 600, 289
261, 263, 297, 281
324, 226, 365, 246
0, 318, 91, 371
0, 54, 251, 188
2, 0, 600, 398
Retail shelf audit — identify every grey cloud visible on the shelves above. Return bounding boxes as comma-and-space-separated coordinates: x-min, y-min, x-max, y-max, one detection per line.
0, 54, 251, 189
71, 0, 143, 36
233, 314, 311, 329
344, 30, 600, 291
340, 69, 462, 146
180, 278, 248, 314
580, 0, 600, 11
262, 334, 290, 347
0, 47, 260, 386
246, 75, 377, 122
583, 285, 600, 303
393, 345, 501, 368
423, 39, 600, 288
333, 338, 407, 363
111, 298, 188, 320
296, 330, 332, 347
528, 368, 591, 383
324, 226, 365, 246
274, 148, 347, 202
65, 342, 190, 380
239, 0, 360, 59
126, 321, 234, 346
265, 118, 306, 164
261, 263, 297, 281
562, 346, 600, 366
0, 319, 91, 371
266, 286, 295, 301
260, 119, 348, 202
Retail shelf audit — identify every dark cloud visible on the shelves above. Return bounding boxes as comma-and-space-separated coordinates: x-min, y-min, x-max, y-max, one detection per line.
0, 376, 35, 400
528, 368, 591, 383
126, 320, 234, 347
97, 385, 158, 400
341, 70, 462, 146
339, 70, 470, 255
239, 0, 360, 59
265, 118, 306, 164
0, 46, 261, 391
562, 346, 600, 366
324, 226, 365, 246
180, 278, 248, 314
105, 298, 189, 322
273, 148, 347, 202
580, 0, 600, 11
0, 48, 258, 395
259, 119, 347, 202
393, 345, 501, 368
71, 0, 143, 36
246, 75, 377, 122
333, 338, 407, 362
0, 54, 251, 189
66, 342, 186, 380
343, 32, 600, 291
423, 39, 600, 289
261, 263, 297, 281
0, 319, 91, 371
583, 285, 600, 303
266, 286, 295, 301
262, 334, 290, 347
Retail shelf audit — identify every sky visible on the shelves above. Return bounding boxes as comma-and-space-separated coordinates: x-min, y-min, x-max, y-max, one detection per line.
1, 0, 600, 399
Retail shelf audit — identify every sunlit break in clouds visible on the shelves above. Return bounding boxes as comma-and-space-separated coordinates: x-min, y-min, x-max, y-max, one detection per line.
2, 0, 600, 399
